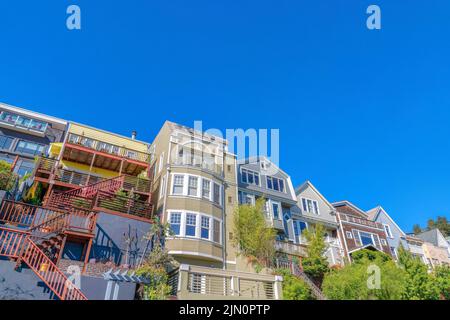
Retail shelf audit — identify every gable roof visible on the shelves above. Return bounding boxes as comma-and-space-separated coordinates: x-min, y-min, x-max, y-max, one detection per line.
237, 156, 291, 177
366, 205, 406, 236
416, 228, 448, 247
295, 180, 335, 211
332, 200, 368, 218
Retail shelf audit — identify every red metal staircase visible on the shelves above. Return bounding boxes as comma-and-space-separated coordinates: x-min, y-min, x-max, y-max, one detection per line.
0, 227, 87, 300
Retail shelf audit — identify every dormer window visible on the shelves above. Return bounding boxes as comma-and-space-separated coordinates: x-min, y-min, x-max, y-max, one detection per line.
241, 168, 260, 186
301, 198, 319, 215
266, 176, 285, 192
260, 160, 269, 170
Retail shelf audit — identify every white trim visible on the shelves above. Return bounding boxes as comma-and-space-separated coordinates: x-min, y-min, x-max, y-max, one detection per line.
168, 250, 223, 262
346, 231, 353, 239
301, 197, 320, 215
167, 209, 223, 245
383, 223, 394, 239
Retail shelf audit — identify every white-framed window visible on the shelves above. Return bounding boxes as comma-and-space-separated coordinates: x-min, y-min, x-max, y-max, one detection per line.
167, 210, 222, 244
185, 213, 197, 237
201, 216, 210, 240
202, 179, 211, 199
170, 173, 222, 206
159, 175, 166, 199
172, 174, 184, 194
169, 212, 182, 236
270, 201, 281, 220
241, 168, 260, 186
301, 198, 319, 215
346, 231, 353, 239
188, 176, 199, 196
213, 219, 221, 243
293, 220, 308, 237
238, 191, 255, 205
213, 183, 221, 205
266, 176, 285, 192
158, 152, 164, 173
381, 239, 387, 246
383, 224, 393, 239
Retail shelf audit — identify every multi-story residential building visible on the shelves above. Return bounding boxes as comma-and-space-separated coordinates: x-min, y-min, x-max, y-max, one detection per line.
333, 201, 391, 261
236, 157, 308, 259
33, 121, 153, 204
292, 181, 344, 266
416, 229, 450, 267
149, 122, 282, 299
0, 103, 67, 177
366, 206, 409, 260
404, 234, 429, 266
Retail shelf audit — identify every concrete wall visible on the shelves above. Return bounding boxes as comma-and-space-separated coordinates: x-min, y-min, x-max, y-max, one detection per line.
80, 275, 137, 300
0, 258, 55, 300
90, 212, 153, 267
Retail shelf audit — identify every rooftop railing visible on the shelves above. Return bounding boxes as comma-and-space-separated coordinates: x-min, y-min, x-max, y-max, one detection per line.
67, 133, 151, 164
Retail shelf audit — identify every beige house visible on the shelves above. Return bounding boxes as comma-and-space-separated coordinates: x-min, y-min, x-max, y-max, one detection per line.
149, 121, 282, 299
422, 242, 450, 268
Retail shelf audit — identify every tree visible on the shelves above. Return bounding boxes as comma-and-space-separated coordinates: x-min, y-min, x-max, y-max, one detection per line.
135, 244, 176, 300
276, 269, 312, 300
301, 224, 329, 282
0, 160, 18, 192
413, 224, 422, 235
397, 245, 440, 300
232, 198, 277, 270
322, 249, 406, 300
433, 265, 450, 300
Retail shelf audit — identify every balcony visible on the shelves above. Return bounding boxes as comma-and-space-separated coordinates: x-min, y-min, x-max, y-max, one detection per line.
170, 264, 282, 300
0, 111, 49, 136
67, 133, 151, 164
275, 240, 307, 256
171, 157, 223, 176
340, 214, 383, 229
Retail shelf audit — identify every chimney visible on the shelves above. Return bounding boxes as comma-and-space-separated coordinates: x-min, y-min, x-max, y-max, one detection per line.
131, 130, 137, 140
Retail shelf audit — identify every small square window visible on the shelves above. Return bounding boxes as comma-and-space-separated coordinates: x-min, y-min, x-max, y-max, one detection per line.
346, 231, 353, 239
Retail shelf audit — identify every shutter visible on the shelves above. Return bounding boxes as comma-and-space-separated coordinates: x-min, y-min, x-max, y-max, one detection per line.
353, 230, 361, 246
287, 219, 296, 243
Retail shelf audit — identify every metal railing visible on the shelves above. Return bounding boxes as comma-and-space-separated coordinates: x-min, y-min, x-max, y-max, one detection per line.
274, 258, 326, 300
275, 240, 307, 256
36, 157, 57, 172
176, 265, 281, 300
0, 227, 87, 300
94, 191, 153, 220
54, 169, 105, 187
67, 133, 151, 163
340, 214, 383, 229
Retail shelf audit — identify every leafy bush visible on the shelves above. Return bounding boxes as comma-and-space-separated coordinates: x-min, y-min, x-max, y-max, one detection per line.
434, 265, 450, 300
276, 269, 313, 300
302, 224, 329, 281
232, 198, 277, 269
0, 160, 18, 192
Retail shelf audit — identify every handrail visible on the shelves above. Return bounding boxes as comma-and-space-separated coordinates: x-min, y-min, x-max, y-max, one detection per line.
274, 258, 327, 300
94, 190, 153, 220
0, 200, 38, 226
0, 227, 87, 300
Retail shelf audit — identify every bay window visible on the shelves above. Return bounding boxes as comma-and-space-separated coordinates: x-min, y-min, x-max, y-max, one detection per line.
202, 179, 211, 199
201, 216, 210, 240
185, 213, 197, 237
169, 212, 181, 235
266, 176, 285, 192
188, 176, 198, 196
172, 174, 185, 194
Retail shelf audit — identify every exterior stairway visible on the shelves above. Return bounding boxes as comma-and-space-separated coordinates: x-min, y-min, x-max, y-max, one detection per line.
0, 227, 87, 300
275, 258, 327, 300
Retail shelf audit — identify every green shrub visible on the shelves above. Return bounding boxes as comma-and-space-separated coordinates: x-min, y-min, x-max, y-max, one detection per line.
276, 269, 313, 300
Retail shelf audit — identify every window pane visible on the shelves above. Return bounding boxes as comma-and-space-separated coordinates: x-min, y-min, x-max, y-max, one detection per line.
169, 213, 181, 235
202, 179, 210, 199
188, 176, 198, 196
213, 220, 221, 243
302, 198, 307, 211
359, 232, 374, 246
279, 180, 284, 192
213, 183, 220, 204
248, 172, 254, 184
0, 135, 13, 150
272, 203, 279, 219
201, 216, 210, 239
241, 170, 247, 183
273, 179, 279, 191
254, 173, 259, 185
267, 177, 272, 189
186, 213, 197, 236
173, 175, 184, 194
313, 201, 319, 215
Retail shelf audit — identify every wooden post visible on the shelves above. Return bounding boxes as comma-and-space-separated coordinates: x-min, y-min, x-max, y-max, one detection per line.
56, 235, 67, 267
10, 155, 19, 172
87, 154, 96, 185
82, 238, 93, 274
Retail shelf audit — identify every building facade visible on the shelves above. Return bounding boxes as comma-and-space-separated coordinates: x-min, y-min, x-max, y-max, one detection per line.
292, 181, 344, 266
0, 103, 67, 177
366, 206, 409, 260
334, 201, 391, 260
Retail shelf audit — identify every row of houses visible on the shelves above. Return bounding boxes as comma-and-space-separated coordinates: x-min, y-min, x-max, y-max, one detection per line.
0, 102, 449, 300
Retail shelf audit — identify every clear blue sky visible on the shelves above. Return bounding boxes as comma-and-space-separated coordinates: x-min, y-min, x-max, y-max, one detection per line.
1, 1, 449, 232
